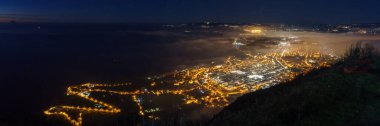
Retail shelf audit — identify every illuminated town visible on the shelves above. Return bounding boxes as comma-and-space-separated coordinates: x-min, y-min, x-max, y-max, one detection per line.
2, 0, 380, 125
44, 26, 339, 126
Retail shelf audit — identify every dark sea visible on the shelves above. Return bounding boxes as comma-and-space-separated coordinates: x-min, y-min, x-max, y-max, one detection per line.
0, 23, 241, 125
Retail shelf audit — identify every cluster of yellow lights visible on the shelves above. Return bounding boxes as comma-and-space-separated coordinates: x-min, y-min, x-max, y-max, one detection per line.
243, 27, 263, 34
251, 29, 263, 34
44, 47, 335, 126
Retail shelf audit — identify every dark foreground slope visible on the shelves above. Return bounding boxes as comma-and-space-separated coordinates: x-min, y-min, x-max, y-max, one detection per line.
211, 44, 380, 126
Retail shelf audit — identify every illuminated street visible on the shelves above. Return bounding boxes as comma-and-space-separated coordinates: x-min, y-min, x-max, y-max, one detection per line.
2, 0, 380, 126
44, 27, 339, 126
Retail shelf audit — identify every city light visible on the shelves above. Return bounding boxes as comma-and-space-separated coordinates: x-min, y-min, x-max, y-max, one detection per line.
44, 39, 337, 126
251, 29, 263, 34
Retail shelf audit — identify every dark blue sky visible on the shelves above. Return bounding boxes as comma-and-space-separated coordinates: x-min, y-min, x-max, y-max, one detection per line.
0, 0, 379, 24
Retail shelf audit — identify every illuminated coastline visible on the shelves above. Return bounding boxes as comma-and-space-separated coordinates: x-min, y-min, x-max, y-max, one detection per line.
42, 25, 348, 126
44, 39, 338, 126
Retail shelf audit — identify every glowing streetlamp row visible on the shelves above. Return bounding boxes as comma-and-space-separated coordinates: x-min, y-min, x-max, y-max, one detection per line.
44, 48, 335, 126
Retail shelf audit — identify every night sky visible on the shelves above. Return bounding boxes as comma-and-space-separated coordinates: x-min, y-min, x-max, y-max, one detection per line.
0, 0, 380, 24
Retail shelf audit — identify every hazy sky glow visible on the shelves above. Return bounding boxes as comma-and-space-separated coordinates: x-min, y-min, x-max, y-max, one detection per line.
0, 0, 380, 23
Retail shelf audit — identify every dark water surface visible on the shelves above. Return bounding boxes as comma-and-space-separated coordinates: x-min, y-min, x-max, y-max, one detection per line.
0, 23, 241, 125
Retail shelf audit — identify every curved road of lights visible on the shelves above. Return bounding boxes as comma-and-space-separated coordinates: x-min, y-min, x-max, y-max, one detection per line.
44, 44, 337, 126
